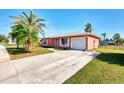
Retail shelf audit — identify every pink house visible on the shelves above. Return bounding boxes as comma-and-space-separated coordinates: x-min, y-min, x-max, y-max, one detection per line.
40, 32, 100, 50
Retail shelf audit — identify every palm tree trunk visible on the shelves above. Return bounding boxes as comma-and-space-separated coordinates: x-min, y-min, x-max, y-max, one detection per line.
23, 42, 28, 51
16, 41, 19, 48
118, 41, 120, 46
25, 39, 32, 52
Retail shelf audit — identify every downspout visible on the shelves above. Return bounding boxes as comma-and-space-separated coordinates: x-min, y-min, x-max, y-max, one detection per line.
69, 37, 71, 49
85, 33, 88, 51
58, 37, 60, 48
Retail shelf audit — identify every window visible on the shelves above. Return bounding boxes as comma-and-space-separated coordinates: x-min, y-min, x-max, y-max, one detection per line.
60, 38, 69, 46
43, 39, 48, 46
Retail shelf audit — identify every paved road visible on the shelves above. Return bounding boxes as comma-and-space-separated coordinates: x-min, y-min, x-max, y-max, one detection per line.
0, 50, 100, 84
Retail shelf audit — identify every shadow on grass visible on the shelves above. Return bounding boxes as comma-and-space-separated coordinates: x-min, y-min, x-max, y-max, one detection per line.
96, 53, 124, 66
6, 48, 28, 55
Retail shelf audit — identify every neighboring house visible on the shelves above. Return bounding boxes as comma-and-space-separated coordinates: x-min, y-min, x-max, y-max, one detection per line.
108, 39, 115, 45
100, 39, 115, 45
8, 37, 16, 44
40, 32, 100, 50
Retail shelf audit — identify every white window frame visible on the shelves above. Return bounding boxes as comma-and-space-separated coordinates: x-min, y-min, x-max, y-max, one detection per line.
60, 37, 69, 46
43, 39, 48, 46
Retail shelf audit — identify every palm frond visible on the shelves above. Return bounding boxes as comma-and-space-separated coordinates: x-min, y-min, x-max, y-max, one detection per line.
37, 23, 46, 27
9, 16, 20, 19
22, 12, 30, 24
35, 18, 45, 23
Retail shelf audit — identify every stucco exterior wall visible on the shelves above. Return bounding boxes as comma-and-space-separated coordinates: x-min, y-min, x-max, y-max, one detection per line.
87, 36, 99, 50
48, 38, 55, 47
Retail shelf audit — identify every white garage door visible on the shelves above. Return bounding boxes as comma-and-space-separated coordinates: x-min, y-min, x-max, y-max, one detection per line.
71, 37, 86, 50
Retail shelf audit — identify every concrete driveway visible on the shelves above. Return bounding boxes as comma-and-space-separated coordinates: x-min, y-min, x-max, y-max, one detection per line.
0, 50, 100, 84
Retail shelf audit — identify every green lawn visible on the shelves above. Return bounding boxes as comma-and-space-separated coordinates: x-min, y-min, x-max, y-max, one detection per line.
5, 44, 53, 60
64, 46, 124, 84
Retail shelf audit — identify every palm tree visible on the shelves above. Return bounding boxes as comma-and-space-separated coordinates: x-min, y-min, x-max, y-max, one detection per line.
17, 25, 38, 51
101, 32, 107, 45
9, 10, 45, 51
113, 33, 121, 46
9, 25, 24, 48
84, 23, 92, 34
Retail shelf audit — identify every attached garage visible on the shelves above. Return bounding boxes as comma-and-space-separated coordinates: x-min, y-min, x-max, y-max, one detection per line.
71, 37, 86, 50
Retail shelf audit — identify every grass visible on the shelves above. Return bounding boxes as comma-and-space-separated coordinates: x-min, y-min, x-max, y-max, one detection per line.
64, 46, 124, 84
100, 45, 124, 50
5, 44, 53, 60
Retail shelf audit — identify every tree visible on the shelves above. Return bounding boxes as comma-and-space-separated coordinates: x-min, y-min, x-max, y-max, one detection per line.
101, 32, 107, 45
9, 10, 45, 36
17, 25, 38, 51
120, 38, 124, 45
84, 23, 92, 34
9, 10, 45, 51
9, 25, 24, 48
113, 33, 121, 46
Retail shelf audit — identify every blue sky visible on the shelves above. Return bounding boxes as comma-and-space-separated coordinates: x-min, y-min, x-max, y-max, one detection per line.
0, 9, 124, 39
